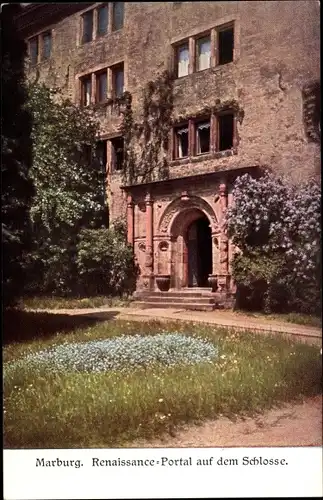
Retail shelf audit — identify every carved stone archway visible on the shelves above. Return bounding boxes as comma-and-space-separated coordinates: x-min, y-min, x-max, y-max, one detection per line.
156, 195, 220, 289
158, 195, 219, 235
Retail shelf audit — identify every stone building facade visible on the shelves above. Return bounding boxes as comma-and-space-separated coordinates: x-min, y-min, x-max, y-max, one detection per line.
16, 2, 320, 303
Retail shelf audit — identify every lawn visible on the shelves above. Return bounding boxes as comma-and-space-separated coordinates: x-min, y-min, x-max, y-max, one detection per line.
19, 295, 133, 310
4, 317, 322, 449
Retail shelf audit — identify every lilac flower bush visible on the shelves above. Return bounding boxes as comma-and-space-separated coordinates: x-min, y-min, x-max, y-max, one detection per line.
5, 334, 218, 374
226, 171, 321, 313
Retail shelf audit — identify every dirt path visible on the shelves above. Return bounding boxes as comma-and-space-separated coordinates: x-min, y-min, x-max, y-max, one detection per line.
125, 396, 322, 448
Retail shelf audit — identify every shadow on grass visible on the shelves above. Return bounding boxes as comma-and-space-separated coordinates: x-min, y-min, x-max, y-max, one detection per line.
3, 309, 120, 345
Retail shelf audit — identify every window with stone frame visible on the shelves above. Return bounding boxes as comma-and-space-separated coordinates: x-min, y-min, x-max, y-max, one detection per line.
218, 24, 234, 65
42, 32, 52, 60
195, 120, 211, 154
94, 140, 107, 169
82, 10, 94, 44
29, 31, 53, 65
175, 42, 189, 78
29, 36, 39, 65
80, 75, 92, 106
172, 111, 236, 160
97, 4, 109, 37
110, 137, 124, 171
172, 21, 235, 78
111, 63, 124, 98
174, 125, 189, 159
196, 36, 211, 72
112, 2, 124, 31
96, 70, 108, 103
218, 112, 234, 151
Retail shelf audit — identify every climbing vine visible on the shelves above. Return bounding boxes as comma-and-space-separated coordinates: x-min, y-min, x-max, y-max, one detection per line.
119, 70, 174, 185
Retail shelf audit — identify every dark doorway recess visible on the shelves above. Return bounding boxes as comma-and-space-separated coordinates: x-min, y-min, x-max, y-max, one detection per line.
186, 215, 212, 287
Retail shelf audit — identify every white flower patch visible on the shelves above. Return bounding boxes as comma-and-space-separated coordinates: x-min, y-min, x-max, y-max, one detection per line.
7, 334, 218, 374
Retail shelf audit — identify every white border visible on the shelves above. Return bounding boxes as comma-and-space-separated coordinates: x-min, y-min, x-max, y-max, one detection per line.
3, 447, 323, 499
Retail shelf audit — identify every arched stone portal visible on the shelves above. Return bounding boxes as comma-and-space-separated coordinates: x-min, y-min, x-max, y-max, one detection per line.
156, 196, 220, 290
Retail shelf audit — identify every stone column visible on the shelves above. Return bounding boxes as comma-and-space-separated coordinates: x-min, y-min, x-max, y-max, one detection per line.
126, 194, 134, 246
145, 192, 154, 289
218, 180, 229, 292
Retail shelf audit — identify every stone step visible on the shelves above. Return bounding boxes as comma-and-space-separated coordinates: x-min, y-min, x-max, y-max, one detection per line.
134, 290, 214, 298
136, 296, 215, 304
131, 301, 216, 311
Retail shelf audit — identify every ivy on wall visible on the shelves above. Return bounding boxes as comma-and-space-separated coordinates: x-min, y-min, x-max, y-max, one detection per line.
118, 70, 174, 185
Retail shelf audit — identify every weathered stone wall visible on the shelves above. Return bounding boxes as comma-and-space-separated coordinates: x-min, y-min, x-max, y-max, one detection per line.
21, 1, 320, 224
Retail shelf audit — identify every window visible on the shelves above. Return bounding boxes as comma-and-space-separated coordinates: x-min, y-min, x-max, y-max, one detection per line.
196, 36, 211, 71
82, 10, 93, 43
95, 140, 107, 168
176, 43, 189, 78
173, 22, 234, 78
81, 76, 92, 106
172, 112, 235, 160
97, 5, 109, 36
218, 25, 234, 65
42, 32, 52, 60
29, 37, 39, 65
196, 120, 211, 154
174, 125, 189, 158
80, 4, 124, 44
112, 63, 124, 97
80, 62, 125, 106
111, 137, 124, 171
96, 71, 107, 103
112, 2, 124, 31
218, 113, 234, 151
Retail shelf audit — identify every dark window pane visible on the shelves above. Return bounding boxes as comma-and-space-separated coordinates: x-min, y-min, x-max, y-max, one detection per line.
218, 26, 234, 65
95, 140, 107, 168
218, 114, 234, 151
111, 137, 124, 171
97, 72, 107, 102
42, 32, 52, 60
175, 127, 189, 158
196, 121, 210, 153
82, 77, 92, 106
82, 10, 93, 43
112, 2, 124, 31
97, 6, 108, 36
30, 37, 38, 65
113, 66, 124, 97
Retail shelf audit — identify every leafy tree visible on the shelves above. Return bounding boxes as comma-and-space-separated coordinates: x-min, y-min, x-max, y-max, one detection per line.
227, 172, 321, 314
1, 4, 35, 306
76, 218, 139, 296
26, 83, 106, 295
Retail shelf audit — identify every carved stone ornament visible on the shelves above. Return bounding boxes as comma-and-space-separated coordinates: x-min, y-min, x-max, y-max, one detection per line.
159, 195, 218, 234
138, 242, 146, 252
158, 241, 169, 251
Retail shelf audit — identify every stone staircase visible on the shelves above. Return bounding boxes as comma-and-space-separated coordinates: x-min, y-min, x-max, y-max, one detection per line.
132, 288, 233, 311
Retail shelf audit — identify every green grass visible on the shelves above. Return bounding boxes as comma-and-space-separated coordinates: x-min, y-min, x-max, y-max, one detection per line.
234, 310, 321, 328
19, 295, 133, 310
4, 318, 322, 449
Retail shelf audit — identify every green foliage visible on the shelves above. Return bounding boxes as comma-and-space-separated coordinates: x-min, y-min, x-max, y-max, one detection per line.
120, 70, 174, 185
76, 224, 139, 296
228, 172, 321, 314
25, 83, 107, 295
1, 4, 35, 306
